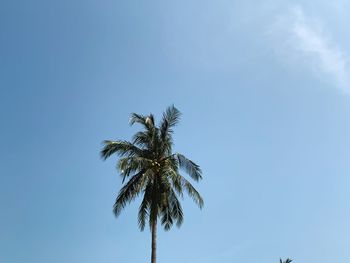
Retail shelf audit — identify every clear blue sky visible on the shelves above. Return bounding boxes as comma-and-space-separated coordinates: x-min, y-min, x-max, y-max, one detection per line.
1, 1, 350, 262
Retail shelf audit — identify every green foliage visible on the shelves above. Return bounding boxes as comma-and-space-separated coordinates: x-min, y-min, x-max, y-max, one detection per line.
280, 258, 293, 263
101, 105, 203, 231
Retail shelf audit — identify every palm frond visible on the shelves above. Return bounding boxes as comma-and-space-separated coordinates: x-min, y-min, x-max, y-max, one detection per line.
169, 190, 184, 227
130, 113, 155, 130
161, 105, 181, 129
101, 140, 144, 160
159, 189, 184, 230
181, 177, 204, 209
175, 153, 202, 181
159, 106, 180, 154
113, 170, 149, 217
129, 113, 147, 126
132, 131, 152, 148
160, 202, 173, 231
164, 167, 183, 197
117, 156, 152, 182
138, 185, 152, 231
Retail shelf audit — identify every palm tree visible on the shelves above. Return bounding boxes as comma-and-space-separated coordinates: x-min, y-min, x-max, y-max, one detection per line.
280, 258, 293, 263
101, 105, 204, 263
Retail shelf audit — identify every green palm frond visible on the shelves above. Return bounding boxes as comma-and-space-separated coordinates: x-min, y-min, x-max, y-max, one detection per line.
175, 153, 202, 181
163, 105, 181, 127
138, 184, 152, 231
113, 170, 150, 217
129, 113, 147, 126
117, 156, 152, 182
159, 106, 180, 155
160, 189, 183, 230
181, 177, 204, 209
132, 131, 152, 148
101, 140, 145, 160
160, 204, 173, 231
160, 105, 181, 134
165, 168, 183, 197
280, 258, 293, 263
169, 190, 184, 227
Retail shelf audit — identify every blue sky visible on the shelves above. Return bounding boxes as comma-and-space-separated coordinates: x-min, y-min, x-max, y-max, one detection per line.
1, 1, 350, 262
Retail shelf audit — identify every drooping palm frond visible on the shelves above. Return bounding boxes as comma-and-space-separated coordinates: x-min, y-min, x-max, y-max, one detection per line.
138, 184, 152, 231
181, 176, 204, 208
113, 169, 150, 217
169, 189, 184, 227
101, 140, 145, 160
159, 188, 184, 231
165, 168, 183, 197
160, 203, 173, 231
175, 153, 202, 181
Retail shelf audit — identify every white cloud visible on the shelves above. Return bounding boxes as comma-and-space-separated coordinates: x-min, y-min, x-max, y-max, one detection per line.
269, 6, 350, 93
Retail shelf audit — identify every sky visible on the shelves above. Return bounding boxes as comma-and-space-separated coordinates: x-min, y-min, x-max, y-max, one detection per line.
1, 0, 350, 262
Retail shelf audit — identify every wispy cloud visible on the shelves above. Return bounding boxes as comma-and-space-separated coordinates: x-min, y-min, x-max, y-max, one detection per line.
269, 6, 350, 93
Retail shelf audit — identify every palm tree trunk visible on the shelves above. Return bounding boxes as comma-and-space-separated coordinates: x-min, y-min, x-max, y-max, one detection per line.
151, 219, 157, 263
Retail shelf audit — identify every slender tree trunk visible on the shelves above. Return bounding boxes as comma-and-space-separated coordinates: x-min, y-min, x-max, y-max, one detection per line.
151, 219, 157, 263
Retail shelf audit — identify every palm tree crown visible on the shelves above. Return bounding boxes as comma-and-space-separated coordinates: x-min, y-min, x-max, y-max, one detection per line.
280, 258, 293, 263
101, 105, 204, 231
